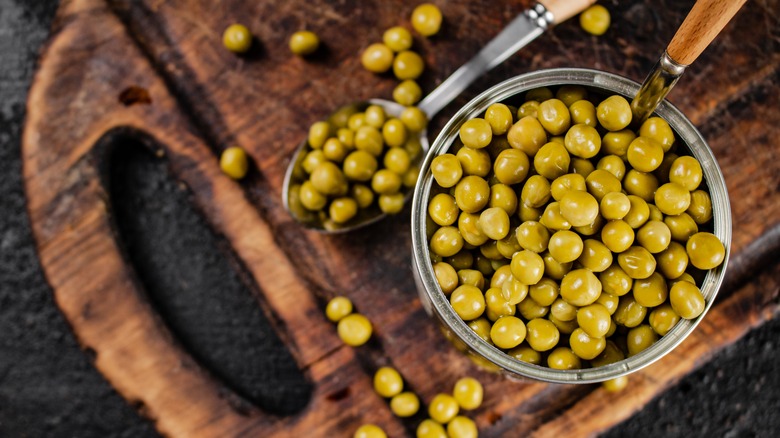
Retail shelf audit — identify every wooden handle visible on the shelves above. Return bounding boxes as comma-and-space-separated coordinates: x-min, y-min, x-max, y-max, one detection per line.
538, 0, 597, 24
667, 0, 747, 65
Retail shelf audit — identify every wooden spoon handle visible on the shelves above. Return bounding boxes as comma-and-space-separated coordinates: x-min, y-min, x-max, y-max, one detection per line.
667, 0, 747, 65
538, 0, 597, 24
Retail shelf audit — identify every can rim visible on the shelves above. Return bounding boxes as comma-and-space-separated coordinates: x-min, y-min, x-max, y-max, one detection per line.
410, 68, 732, 383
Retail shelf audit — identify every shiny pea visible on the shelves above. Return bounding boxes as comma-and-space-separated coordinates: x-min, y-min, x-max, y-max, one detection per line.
534, 142, 571, 180
485, 103, 514, 135
627, 325, 658, 357
459, 269, 485, 291
559, 190, 599, 227
431, 154, 463, 188
411, 3, 443, 36
330, 197, 358, 223
515, 221, 551, 253
361, 43, 394, 73
458, 212, 489, 246
460, 118, 493, 149
649, 303, 681, 336
597, 95, 632, 131
633, 272, 668, 307
591, 340, 625, 367
373, 366, 403, 398
450, 285, 486, 320
393, 50, 424, 80
670, 281, 706, 319
585, 169, 622, 202
302, 150, 327, 174
510, 250, 545, 285
220, 146, 249, 180
355, 126, 384, 156
447, 250, 474, 271
600, 192, 631, 220
569, 99, 597, 127
382, 118, 408, 148
430, 226, 463, 257
323, 138, 348, 162
299, 181, 327, 211
580, 4, 611, 36
656, 241, 688, 279
551, 173, 587, 201
542, 250, 572, 280
617, 246, 656, 279
519, 202, 544, 223
578, 239, 613, 272
326, 296, 353, 322
223, 24, 252, 53
686, 232, 725, 270
665, 213, 699, 242
417, 420, 447, 438
501, 278, 529, 305
289, 30, 319, 56
390, 392, 420, 417
669, 156, 703, 191
496, 233, 522, 259
624, 195, 650, 229
624, 169, 659, 203
429, 393, 462, 425
311, 161, 348, 196
508, 116, 547, 156
490, 315, 527, 349
400, 106, 428, 132
547, 347, 581, 370
447, 416, 479, 438
626, 136, 664, 172
639, 117, 675, 151
637, 220, 672, 253
550, 297, 578, 321
354, 424, 387, 438
557, 86, 588, 107
453, 377, 484, 410
468, 317, 492, 343
489, 184, 518, 216
456, 146, 491, 177
525, 318, 560, 351
596, 293, 620, 315
529, 277, 560, 306
486, 287, 515, 320
602, 129, 636, 157
521, 175, 552, 208
549, 312, 580, 334
597, 154, 627, 181
433, 262, 459, 294
599, 264, 633, 296
655, 182, 691, 215
538, 98, 571, 135
379, 193, 405, 214
564, 123, 601, 158
570, 328, 606, 360
517, 296, 549, 320
337, 313, 373, 346
478, 207, 510, 240
517, 100, 540, 119
384, 147, 411, 175
509, 344, 542, 364
548, 230, 584, 263
613, 295, 647, 328
454, 175, 490, 213
393, 79, 422, 106
493, 148, 530, 185
560, 268, 601, 306
372, 169, 402, 195
648, 204, 664, 222
383, 26, 413, 51
687, 190, 713, 225
571, 157, 596, 178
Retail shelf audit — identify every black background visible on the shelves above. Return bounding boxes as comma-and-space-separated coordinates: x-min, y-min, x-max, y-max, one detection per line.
0, 0, 778, 436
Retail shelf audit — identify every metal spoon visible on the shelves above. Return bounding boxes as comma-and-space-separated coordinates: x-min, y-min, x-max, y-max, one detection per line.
630, 0, 747, 125
283, 0, 597, 232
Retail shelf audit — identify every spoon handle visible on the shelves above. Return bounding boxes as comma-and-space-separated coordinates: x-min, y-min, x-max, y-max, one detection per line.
418, 0, 596, 117
631, 0, 747, 125
667, 0, 747, 65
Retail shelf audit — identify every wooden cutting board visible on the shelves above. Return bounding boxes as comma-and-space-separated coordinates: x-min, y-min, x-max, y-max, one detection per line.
22, 0, 780, 436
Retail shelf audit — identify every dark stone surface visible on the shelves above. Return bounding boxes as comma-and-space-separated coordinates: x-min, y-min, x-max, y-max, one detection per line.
0, 0, 777, 437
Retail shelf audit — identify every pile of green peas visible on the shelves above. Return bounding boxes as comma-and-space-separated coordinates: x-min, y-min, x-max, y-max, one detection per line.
361, 368, 483, 438
426, 85, 726, 375
290, 102, 428, 229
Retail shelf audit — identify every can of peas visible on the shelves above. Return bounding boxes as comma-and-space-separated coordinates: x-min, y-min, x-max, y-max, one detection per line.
411, 68, 731, 383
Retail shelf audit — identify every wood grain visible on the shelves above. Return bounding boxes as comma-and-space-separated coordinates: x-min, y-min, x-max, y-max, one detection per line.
666, 0, 748, 65
22, 0, 780, 436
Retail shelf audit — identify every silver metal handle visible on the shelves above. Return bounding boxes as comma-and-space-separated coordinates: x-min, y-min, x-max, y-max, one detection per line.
630, 51, 688, 127
418, 4, 553, 117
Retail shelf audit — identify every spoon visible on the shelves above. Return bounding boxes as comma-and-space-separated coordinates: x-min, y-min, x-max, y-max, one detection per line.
630, 0, 747, 125
283, 0, 598, 232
